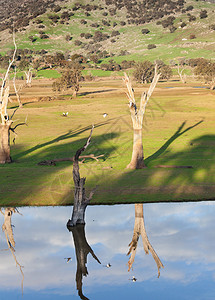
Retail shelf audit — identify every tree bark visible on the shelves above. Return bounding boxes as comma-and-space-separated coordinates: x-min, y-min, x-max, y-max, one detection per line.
0, 124, 12, 163
127, 129, 146, 169
123, 69, 160, 170
67, 126, 96, 227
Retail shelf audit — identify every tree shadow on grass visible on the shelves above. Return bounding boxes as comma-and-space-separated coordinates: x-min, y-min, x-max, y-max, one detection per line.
78, 89, 115, 97
102, 133, 215, 203
14, 121, 112, 161
2, 121, 214, 205
145, 120, 204, 166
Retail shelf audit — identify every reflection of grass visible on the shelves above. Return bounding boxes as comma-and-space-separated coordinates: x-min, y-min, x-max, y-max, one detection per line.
0, 78, 215, 206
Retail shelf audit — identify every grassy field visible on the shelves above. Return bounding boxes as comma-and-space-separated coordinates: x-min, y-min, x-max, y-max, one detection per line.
0, 76, 214, 206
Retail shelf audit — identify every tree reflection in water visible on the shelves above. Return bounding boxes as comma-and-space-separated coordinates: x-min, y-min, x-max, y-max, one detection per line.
67, 224, 101, 300
0, 207, 24, 294
127, 204, 164, 277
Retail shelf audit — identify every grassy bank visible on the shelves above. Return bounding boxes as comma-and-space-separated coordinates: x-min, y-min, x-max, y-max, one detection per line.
0, 78, 214, 206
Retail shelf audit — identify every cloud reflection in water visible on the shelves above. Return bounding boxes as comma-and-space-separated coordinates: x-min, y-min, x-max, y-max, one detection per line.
0, 201, 215, 299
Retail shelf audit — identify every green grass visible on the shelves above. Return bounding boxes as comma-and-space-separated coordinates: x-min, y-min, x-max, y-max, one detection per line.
37, 69, 61, 78
0, 78, 214, 206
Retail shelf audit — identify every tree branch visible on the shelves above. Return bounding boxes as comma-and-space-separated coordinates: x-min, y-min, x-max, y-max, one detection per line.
37, 154, 104, 166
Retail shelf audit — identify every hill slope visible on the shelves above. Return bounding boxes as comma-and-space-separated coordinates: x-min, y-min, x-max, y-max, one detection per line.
0, 0, 214, 63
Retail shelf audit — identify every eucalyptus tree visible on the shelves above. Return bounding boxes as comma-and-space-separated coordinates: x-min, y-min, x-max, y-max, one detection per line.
123, 66, 160, 169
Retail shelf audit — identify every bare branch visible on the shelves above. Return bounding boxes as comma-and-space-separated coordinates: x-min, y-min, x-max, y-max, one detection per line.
123, 72, 136, 104
13, 67, 23, 107
0, 31, 17, 102
37, 154, 104, 166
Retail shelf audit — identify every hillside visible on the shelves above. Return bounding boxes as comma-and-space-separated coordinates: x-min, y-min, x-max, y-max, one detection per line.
0, 0, 215, 66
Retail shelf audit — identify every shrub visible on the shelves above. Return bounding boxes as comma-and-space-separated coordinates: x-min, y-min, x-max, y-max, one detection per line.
65, 34, 72, 41
209, 24, 215, 30
186, 5, 193, 11
169, 26, 177, 33
147, 44, 156, 50
111, 30, 120, 37
80, 19, 87, 24
40, 34, 49, 39
141, 28, 150, 34
189, 15, 196, 22
190, 34, 196, 39
200, 10, 208, 19
74, 40, 82, 46
180, 22, 186, 28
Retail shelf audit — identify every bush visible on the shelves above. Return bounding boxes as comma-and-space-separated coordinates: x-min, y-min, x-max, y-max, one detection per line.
40, 34, 49, 39
74, 40, 82, 46
188, 15, 196, 22
169, 26, 177, 33
111, 30, 120, 37
186, 5, 193, 11
209, 24, 215, 30
65, 34, 72, 41
200, 10, 208, 19
190, 34, 196, 39
147, 44, 156, 50
141, 28, 150, 34
80, 19, 87, 24
180, 22, 187, 28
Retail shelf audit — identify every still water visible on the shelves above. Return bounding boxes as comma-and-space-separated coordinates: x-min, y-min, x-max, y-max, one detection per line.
0, 202, 215, 300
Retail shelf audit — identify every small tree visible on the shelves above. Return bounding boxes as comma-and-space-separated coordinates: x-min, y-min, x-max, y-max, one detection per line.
52, 63, 82, 97
133, 61, 154, 84
194, 59, 215, 90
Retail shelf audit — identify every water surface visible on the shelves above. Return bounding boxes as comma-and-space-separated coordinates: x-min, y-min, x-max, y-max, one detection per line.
0, 202, 215, 300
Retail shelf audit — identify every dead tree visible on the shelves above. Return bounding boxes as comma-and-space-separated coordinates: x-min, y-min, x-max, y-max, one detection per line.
127, 204, 164, 278
123, 66, 160, 169
67, 126, 97, 227
0, 207, 24, 294
68, 224, 101, 300
24, 68, 32, 87
67, 127, 100, 299
0, 33, 17, 163
0, 36, 27, 163
177, 63, 187, 84
0, 86, 13, 163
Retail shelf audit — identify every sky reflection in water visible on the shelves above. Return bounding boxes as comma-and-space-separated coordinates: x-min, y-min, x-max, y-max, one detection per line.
0, 202, 215, 300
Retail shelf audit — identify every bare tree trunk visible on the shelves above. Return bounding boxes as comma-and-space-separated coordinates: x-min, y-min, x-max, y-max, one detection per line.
127, 129, 146, 169
73, 90, 77, 97
0, 124, 12, 163
127, 204, 164, 277
67, 126, 96, 227
124, 68, 160, 169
